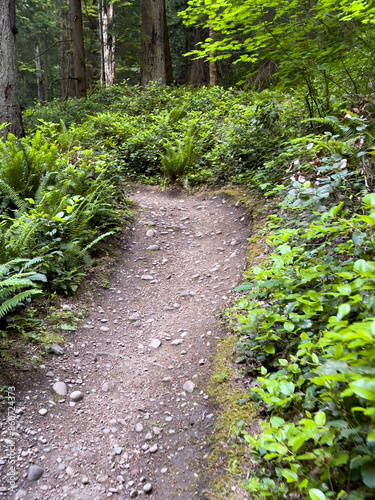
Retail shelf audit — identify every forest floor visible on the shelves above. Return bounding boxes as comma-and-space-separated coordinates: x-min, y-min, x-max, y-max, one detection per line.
0, 186, 252, 500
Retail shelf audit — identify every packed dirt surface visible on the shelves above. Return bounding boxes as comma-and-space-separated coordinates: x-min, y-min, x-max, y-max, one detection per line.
0, 186, 250, 499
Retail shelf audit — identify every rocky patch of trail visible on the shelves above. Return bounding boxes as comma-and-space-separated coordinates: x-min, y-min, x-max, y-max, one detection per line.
1, 187, 250, 499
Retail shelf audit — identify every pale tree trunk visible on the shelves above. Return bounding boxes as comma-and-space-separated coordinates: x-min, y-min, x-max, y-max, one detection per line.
0, 0, 24, 138
43, 51, 48, 102
140, 0, 172, 86
98, 0, 115, 87
209, 23, 216, 87
69, 0, 86, 98
34, 43, 43, 103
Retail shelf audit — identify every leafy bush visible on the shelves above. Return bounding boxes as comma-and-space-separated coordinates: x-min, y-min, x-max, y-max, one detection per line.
229, 130, 375, 498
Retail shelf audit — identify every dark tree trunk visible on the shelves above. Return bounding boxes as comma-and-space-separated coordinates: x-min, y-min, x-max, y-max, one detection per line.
140, 0, 172, 86
43, 51, 49, 102
209, 23, 216, 87
189, 28, 208, 86
0, 0, 24, 138
69, 0, 86, 98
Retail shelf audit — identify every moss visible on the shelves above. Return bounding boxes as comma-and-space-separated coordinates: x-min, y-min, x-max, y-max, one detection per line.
202, 336, 256, 499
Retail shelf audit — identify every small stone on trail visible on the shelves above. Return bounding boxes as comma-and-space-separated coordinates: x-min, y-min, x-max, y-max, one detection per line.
143, 483, 153, 494
145, 432, 153, 441
70, 391, 84, 402
183, 380, 196, 393
149, 444, 158, 453
146, 229, 156, 237
27, 465, 44, 481
171, 339, 183, 345
100, 326, 109, 332
149, 339, 161, 349
130, 490, 138, 498
161, 467, 168, 474
82, 477, 89, 485
113, 447, 122, 455
15, 490, 27, 499
52, 382, 67, 397
144, 221, 155, 226
147, 245, 159, 251
141, 275, 154, 281
129, 313, 140, 321
47, 343, 64, 355
135, 423, 143, 433
46, 371, 54, 378
39, 408, 47, 416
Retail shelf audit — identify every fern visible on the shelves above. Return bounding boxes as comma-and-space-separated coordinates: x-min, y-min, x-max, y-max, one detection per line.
0, 289, 42, 319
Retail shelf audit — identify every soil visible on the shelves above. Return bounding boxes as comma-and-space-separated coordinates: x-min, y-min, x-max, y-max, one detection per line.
0, 186, 251, 500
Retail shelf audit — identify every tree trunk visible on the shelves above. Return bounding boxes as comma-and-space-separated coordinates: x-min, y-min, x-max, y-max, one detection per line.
43, 51, 49, 102
0, 0, 24, 138
69, 0, 86, 98
59, 9, 68, 99
34, 42, 43, 103
209, 23, 216, 87
140, 0, 172, 86
98, 0, 115, 87
189, 28, 208, 86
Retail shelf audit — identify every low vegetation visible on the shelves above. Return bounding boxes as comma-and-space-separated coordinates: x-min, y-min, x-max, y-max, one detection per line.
1, 81, 375, 499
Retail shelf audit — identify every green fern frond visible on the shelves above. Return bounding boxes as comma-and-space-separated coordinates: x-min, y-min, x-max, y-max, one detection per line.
0, 289, 42, 319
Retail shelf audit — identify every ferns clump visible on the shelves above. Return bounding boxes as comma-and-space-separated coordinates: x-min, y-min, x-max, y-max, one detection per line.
161, 128, 195, 183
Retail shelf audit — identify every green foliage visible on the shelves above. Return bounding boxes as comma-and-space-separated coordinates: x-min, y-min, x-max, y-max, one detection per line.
229, 175, 375, 497
24, 84, 304, 185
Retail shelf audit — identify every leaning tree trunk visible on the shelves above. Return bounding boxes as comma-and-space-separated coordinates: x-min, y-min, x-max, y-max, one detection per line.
140, 0, 172, 86
98, 0, 115, 87
69, 0, 86, 98
0, 0, 24, 138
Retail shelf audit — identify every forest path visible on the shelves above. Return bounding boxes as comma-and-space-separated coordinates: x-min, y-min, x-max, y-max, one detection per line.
2, 186, 250, 500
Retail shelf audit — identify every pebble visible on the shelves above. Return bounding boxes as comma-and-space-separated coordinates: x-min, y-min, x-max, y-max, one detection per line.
183, 380, 196, 393
15, 490, 27, 499
100, 326, 110, 332
70, 391, 84, 402
38, 408, 48, 416
66, 466, 74, 475
141, 275, 154, 281
161, 467, 168, 474
27, 465, 44, 481
149, 339, 161, 348
129, 313, 141, 321
144, 221, 155, 226
130, 490, 138, 498
147, 245, 159, 251
113, 447, 122, 455
143, 483, 153, 494
171, 339, 183, 345
46, 371, 54, 378
52, 381, 67, 397
135, 423, 144, 433
145, 432, 153, 441
146, 229, 156, 237
47, 343, 64, 355
149, 444, 158, 453
82, 477, 89, 485
153, 427, 162, 435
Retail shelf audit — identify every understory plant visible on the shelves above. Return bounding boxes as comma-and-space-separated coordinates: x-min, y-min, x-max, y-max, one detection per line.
229, 141, 375, 498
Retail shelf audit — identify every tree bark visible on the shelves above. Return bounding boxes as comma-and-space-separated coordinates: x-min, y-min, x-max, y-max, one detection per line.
208, 23, 216, 87
43, 51, 49, 102
98, 0, 115, 87
34, 43, 43, 103
0, 0, 24, 138
189, 28, 208, 86
69, 0, 86, 98
59, 8, 68, 99
140, 0, 172, 86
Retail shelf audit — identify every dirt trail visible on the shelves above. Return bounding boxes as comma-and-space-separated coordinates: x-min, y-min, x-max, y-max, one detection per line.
1, 186, 250, 500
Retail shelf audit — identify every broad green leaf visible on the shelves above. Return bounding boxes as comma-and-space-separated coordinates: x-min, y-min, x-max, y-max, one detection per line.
264, 344, 275, 354
361, 461, 375, 488
314, 411, 326, 426
309, 489, 327, 500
